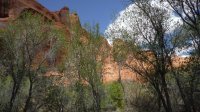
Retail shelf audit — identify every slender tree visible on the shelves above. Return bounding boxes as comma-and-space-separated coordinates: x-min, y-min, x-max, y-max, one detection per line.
166, 1, 200, 111
66, 24, 107, 112
110, 0, 176, 111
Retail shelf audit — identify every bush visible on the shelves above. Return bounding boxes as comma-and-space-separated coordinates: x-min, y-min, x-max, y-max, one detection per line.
102, 82, 124, 111
124, 81, 159, 112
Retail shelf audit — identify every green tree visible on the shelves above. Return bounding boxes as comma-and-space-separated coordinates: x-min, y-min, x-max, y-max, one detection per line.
109, 0, 175, 111
66, 24, 107, 112
0, 12, 65, 112
166, 0, 200, 111
112, 38, 128, 83
109, 82, 124, 111
44, 85, 68, 112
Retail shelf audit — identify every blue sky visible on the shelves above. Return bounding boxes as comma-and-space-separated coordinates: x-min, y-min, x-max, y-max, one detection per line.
37, 0, 127, 33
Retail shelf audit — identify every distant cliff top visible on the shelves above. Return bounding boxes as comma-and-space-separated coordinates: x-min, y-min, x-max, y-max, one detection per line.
0, 0, 81, 27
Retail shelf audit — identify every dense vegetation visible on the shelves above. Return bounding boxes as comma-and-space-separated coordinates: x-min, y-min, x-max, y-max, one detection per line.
0, 0, 200, 112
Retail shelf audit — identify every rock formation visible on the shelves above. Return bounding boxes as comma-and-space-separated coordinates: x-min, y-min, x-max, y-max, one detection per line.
0, 0, 81, 28
0, 0, 188, 83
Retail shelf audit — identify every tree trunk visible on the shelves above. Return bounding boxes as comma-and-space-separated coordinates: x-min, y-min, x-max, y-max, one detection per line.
8, 67, 21, 112
118, 63, 125, 93
160, 74, 172, 112
153, 83, 168, 112
23, 77, 33, 112
8, 82, 18, 112
174, 71, 191, 112
94, 91, 101, 112
189, 77, 196, 112
90, 82, 101, 112
118, 63, 122, 82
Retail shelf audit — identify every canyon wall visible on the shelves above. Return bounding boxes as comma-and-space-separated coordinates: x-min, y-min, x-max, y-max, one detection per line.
0, 0, 188, 83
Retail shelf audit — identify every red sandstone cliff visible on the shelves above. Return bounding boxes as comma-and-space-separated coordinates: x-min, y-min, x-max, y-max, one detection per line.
0, 0, 189, 83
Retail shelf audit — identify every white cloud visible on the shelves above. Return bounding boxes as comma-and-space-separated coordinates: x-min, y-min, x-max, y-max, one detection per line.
104, 0, 195, 56
104, 0, 182, 45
